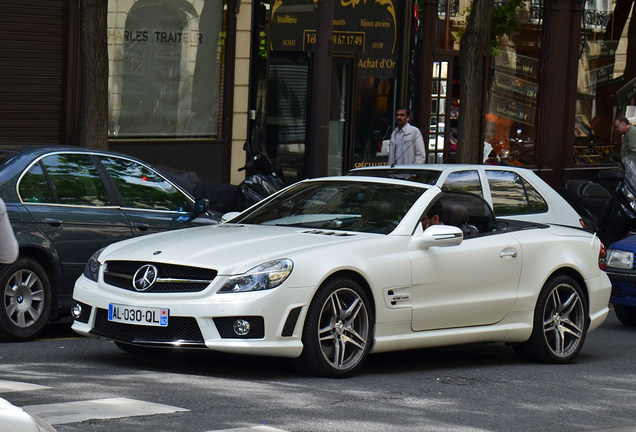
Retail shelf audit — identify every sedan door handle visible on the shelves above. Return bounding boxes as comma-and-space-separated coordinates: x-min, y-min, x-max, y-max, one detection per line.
499, 250, 518, 258
134, 222, 150, 231
44, 218, 63, 227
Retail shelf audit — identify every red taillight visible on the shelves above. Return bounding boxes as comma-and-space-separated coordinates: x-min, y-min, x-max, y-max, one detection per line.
580, 218, 586, 228
599, 241, 607, 271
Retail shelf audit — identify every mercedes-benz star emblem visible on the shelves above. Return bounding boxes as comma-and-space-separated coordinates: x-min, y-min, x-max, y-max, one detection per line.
133, 264, 158, 291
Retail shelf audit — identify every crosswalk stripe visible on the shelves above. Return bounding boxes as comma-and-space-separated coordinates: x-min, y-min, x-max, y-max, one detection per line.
23, 397, 189, 425
0, 379, 49, 393
204, 427, 288, 432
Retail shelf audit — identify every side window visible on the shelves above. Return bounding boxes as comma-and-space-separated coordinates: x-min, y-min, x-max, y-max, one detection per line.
19, 162, 55, 203
441, 170, 483, 196
41, 154, 109, 206
99, 157, 189, 212
486, 170, 530, 216
522, 177, 548, 213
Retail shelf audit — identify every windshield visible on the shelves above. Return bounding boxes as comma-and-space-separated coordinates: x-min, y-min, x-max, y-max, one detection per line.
348, 168, 442, 185
234, 180, 425, 234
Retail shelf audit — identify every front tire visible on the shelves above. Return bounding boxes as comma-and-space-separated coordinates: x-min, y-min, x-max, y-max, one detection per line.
614, 304, 636, 326
513, 275, 588, 363
293, 278, 373, 378
0, 258, 52, 341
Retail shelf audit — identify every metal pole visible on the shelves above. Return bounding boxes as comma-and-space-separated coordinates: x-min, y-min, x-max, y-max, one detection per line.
306, 0, 333, 178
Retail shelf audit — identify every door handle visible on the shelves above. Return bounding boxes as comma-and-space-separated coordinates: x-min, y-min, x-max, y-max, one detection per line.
134, 222, 150, 231
44, 218, 63, 227
499, 250, 518, 258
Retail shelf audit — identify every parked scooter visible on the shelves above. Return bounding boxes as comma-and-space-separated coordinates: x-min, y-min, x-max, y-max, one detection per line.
192, 127, 286, 214
560, 156, 636, 246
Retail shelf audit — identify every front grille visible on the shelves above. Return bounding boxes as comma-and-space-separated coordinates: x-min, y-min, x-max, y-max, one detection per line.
213, 316, 265, 339
92, 308, 204, 344
103, 261, 217, 293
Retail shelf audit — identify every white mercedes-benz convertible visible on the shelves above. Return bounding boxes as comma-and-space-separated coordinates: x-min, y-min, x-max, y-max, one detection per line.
71, 177, 611, 377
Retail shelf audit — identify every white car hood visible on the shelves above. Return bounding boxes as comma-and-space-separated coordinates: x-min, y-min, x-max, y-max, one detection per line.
101, 224, 375, 275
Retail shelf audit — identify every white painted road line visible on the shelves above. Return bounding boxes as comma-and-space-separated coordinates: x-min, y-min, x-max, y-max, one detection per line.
23, 397, 189, 425
0, 379, 50, 393
205, 427, 288, 432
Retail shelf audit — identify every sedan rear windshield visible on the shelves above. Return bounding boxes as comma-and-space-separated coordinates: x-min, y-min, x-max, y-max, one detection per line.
235, 180, 425, 234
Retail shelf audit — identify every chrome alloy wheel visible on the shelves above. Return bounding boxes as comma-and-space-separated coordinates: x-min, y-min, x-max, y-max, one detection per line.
4, 269, 45, 328
317, 287, 370, 371
541, 282, 585, 358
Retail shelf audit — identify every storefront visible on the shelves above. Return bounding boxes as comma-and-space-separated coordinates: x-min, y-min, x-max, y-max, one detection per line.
250, 0, 635, 189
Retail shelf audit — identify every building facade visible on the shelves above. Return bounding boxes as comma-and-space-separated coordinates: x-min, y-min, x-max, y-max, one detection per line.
0, 0, 634, 189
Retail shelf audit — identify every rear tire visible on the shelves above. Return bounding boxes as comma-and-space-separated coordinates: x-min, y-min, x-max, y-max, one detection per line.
614, 304, 636, 326
513, 275, 588, 363
0, 257, 52, 341
292, 277, 373, 378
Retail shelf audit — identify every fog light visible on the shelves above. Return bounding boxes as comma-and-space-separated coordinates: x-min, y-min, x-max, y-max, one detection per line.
71, 303, 82, 319
233, 319, 250, 336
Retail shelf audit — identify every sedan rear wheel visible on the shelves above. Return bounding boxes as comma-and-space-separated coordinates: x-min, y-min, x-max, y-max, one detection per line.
293, 278, 372, 378
0, 258, 52, 341
513, 275, 588, 363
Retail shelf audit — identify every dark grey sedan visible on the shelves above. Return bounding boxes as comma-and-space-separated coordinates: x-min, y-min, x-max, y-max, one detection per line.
0, 145, 220, 341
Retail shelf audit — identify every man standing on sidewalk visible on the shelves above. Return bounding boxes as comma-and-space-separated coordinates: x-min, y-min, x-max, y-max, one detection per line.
389, 107, 426, 166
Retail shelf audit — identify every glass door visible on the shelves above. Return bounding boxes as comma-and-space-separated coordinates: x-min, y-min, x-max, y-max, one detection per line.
328, 57, 354, 176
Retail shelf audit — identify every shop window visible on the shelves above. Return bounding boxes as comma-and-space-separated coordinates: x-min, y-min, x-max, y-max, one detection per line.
483, 2, 542, 167
107, 0, 226, 140
575, 0, 635, 165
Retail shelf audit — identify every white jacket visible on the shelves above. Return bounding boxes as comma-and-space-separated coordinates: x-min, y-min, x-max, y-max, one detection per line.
0, 198, 18, 264
388, 123, 426, 165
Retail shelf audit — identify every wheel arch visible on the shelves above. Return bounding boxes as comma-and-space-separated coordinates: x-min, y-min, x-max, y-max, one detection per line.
545, 267, 589, 314
16, 247, 61, 320
320, 270, 376, 315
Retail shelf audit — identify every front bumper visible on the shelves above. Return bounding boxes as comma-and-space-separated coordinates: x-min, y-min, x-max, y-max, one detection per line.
72, 274, 312, 358
606, 269, 636, 308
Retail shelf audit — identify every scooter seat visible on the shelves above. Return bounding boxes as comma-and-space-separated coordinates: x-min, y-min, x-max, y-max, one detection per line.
580, 182, 611, 199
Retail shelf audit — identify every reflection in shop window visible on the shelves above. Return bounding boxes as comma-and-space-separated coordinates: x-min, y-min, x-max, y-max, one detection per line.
575, 0, 634, 165
107, 0, 226, 140
483, 1, 542, 167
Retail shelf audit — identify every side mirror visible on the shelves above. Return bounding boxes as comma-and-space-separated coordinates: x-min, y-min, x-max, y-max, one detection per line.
222, 211, 241, 222
419, 225, 463, 249
194, 197, 209, 214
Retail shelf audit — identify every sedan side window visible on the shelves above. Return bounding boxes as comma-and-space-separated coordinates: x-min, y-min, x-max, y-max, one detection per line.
99, 156, 189, 212
486, 170, 548, 216
19, 163, 55, 203
41, 154, 109, 206
441, 170, 482, 196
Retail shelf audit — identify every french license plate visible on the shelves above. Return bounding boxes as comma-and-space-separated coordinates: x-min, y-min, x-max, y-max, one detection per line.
108, 304, 169, 327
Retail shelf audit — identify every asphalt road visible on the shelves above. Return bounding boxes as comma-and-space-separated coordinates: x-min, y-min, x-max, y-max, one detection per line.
1, 310, 636, 432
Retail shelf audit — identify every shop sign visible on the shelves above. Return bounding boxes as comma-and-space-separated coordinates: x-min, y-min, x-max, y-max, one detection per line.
616, 77, 636, 108
586, 40, 619, 59
587, 64, 619, 89
493, 52, 538, 78
269, 0, 399, 78
491, 72, 538, 103
488, 94, 536, 126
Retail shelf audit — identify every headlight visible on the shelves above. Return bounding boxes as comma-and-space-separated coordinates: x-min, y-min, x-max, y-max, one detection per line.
217, 259, 293, 293
606, 249, 634, 269
83, 247, 106, 282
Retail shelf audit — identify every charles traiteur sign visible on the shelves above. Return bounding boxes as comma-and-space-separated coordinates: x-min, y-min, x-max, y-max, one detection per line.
269, 0, 399, 78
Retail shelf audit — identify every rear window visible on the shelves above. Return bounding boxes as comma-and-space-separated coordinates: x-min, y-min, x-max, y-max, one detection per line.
348, 169, 441, 185
486, 170, 548, 216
